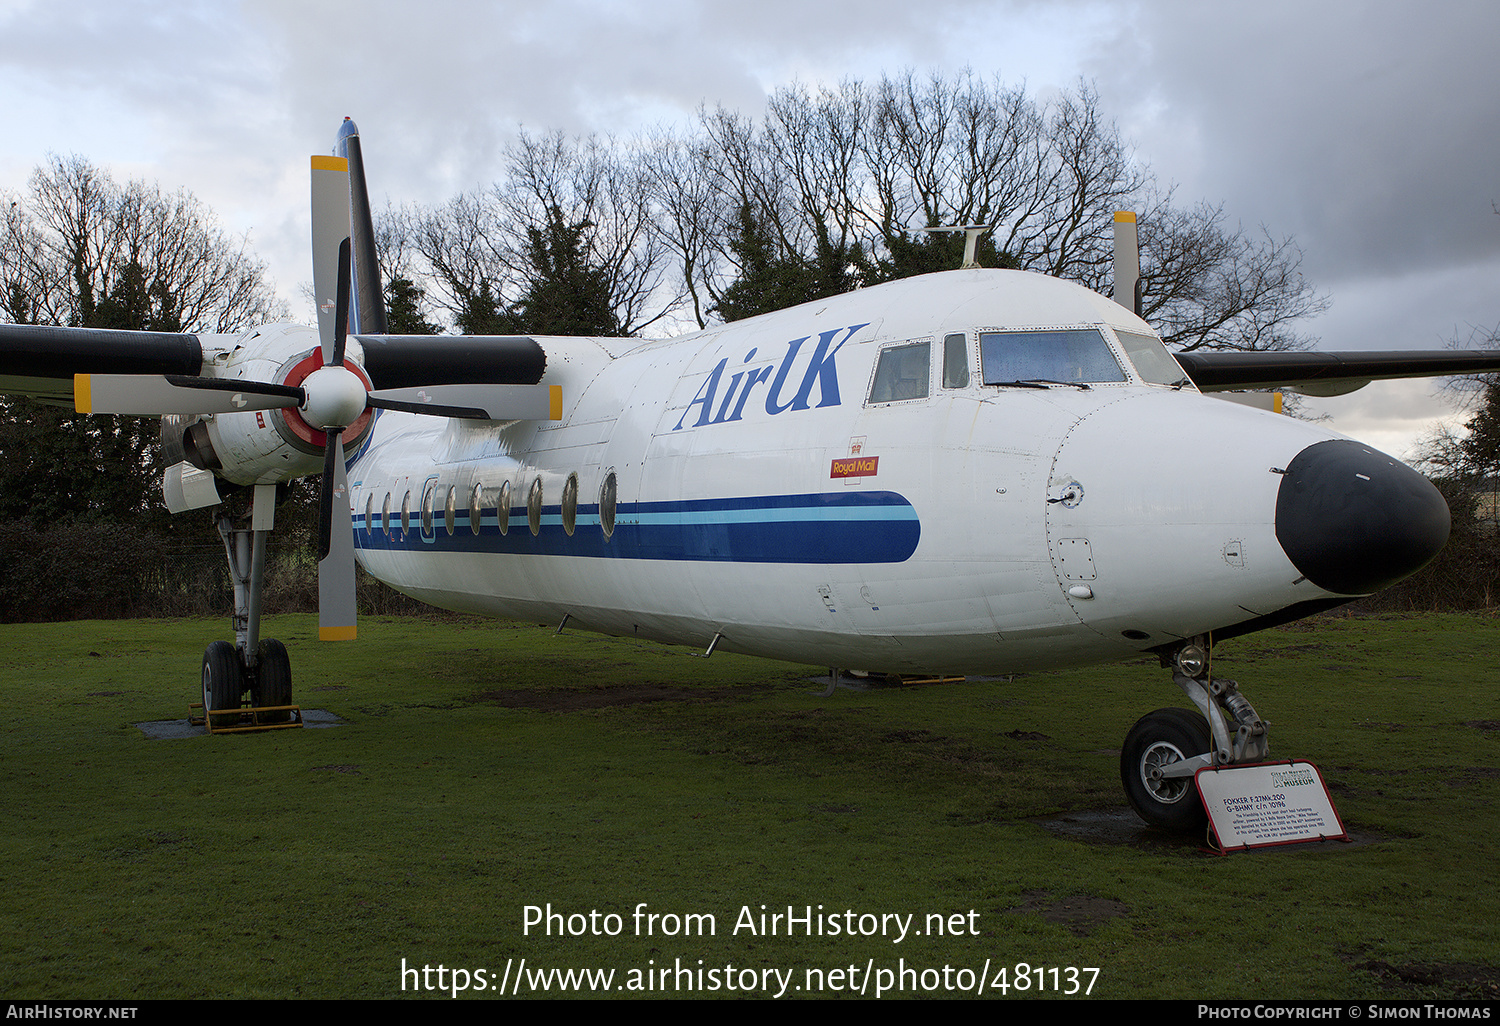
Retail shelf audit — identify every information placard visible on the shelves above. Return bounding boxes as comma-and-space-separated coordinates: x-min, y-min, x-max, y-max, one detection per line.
1195, 760, 1347, 852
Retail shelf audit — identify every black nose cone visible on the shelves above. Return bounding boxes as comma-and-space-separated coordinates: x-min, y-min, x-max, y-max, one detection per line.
1275, 439, 1450, 595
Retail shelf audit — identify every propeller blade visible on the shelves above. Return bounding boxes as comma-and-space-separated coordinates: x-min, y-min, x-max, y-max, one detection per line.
336, 118, 389, 335
311, 154, 353, 365
317, 428, 340, 562
310, 154, 359, 642
331, 239, 351, 368
317, 429, 357, 641
366, 383, 563, 421
76, 373, 303, 415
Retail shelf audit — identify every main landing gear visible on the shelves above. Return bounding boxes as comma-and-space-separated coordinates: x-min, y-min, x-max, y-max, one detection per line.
1120, 637, 1269, 833
199, 483, 297, 731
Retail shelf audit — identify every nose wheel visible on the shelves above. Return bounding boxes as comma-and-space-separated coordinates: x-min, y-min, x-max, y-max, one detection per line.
1120, 708, 1212, 832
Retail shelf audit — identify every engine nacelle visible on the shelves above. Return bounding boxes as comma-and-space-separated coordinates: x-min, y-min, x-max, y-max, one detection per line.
158, 323, 374, 489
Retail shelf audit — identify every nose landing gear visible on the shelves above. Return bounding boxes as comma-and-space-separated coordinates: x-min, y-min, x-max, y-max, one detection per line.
1121, 638, 1268, 832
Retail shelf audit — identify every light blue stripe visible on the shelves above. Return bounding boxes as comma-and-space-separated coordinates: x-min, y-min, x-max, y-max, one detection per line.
628, 507, 918, 525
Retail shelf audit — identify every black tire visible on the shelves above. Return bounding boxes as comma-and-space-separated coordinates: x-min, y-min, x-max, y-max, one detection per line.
1120, 708, 1212, 833
253, 639, 293, 723
202, 641, 245, 731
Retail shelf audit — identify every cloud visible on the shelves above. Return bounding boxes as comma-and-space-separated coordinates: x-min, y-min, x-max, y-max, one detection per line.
1095, 1, 1500, 279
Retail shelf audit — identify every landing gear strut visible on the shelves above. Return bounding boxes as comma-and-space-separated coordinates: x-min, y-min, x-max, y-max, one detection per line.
200, 483, 295, 729
1121, 637, 1269, 832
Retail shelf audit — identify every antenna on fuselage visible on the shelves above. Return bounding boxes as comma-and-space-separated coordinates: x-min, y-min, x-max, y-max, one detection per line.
1113, 211, 1142, 316
918, 224, 997, 269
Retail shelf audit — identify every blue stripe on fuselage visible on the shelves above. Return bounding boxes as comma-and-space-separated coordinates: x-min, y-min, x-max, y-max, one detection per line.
353, 491, 920, 563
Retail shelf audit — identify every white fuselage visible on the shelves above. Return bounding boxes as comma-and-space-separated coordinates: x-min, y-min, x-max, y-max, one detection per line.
343, 270, 1352, 674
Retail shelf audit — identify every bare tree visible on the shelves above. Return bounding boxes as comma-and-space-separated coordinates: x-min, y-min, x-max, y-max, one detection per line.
404, 190, 513, 331
0, 156, 287, 544
0, 191, 51, 324
690, 72, 1324, 348
495, 130, 680, 335
5, 155, 284, 332
636, 128, 730, 329
392, 70, 1327, 349
1136, 200, 1327, 353
867, 70, 1044, 239
398, 132, 683, 335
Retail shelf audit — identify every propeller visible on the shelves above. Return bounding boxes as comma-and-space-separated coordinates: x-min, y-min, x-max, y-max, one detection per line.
75, 366, 557, 421
71, 129, 558, 645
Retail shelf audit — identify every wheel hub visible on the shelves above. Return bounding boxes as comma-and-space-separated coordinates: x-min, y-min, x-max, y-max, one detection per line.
1139, 740, 1190, 804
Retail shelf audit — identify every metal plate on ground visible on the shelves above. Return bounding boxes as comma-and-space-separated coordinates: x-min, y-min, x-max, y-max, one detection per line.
134, 709, 345, 739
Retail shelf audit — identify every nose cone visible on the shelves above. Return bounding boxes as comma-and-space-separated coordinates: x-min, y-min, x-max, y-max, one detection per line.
1275, 439, 1449, 595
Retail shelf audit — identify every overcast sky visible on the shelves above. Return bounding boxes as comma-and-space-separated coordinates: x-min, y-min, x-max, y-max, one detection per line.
2, 0, 1496, 459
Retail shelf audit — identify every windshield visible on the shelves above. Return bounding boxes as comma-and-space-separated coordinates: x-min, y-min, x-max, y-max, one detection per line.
979, 329, 1126, 386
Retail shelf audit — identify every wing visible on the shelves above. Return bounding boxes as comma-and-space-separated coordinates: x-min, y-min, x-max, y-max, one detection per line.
1175, 349, 1500, 396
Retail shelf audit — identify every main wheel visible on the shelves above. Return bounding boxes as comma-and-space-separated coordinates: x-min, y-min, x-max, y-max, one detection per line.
202, 641, 245, 731
253, 639, 293, 723
1120, 708, 1212, 833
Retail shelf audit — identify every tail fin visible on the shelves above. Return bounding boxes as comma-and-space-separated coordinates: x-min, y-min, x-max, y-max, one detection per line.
335, 118, 389, 335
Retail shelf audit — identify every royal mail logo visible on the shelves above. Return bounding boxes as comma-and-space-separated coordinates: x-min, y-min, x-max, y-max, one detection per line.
830, 456, 879, 479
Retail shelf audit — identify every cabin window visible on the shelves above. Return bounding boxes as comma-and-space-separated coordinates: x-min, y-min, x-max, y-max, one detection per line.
497, 481, 511, 536
561, 473, 578, 536
401, 491, 412, 536
979, 329, 1126, 386
382, 493, 392, 537
421, 483, 435, 534
469, 483, 483, 535
942, 333, 969, 388
1115, 329, 1191, 386
868, 341, 931, 403
365, 493, 375, 535
444, 485, 456, 536
599, 471, 617, 541
527, 477, 543, 536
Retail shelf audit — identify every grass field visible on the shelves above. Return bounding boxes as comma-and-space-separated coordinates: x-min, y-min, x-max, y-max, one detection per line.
1, 611, 1496, 1000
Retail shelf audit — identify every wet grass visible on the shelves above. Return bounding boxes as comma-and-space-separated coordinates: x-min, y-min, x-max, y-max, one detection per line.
0, 612, 1496, 999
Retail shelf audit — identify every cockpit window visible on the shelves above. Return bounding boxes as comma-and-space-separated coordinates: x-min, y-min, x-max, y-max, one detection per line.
1115, 330, 1192, 387
868, 341, 931, 403
979, 329, 1126, 386
942, 333, 969, 388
